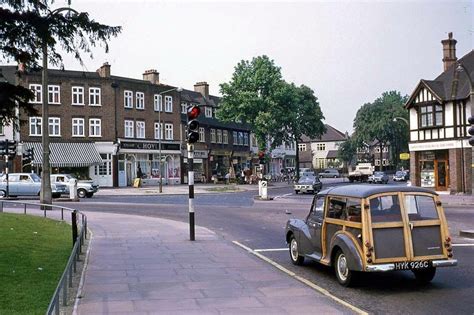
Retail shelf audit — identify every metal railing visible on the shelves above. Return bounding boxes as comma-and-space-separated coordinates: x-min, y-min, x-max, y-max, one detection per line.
0, 200, 87, 315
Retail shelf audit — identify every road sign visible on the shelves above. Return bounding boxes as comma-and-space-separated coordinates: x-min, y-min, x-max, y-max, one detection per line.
400, 153, 410, 160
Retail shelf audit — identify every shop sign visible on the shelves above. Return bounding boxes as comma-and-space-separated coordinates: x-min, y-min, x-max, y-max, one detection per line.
399, 153, 410, 160
120, 141, 180, 151
232, 159, 238, 164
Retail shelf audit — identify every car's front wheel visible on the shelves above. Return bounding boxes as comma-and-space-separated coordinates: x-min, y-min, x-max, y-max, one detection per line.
413, 267, 436, 284
289, 235, 304, 265
86, 192, 94, 198
0, 190, 6, 198
77, 188, 87, 198
52, 193, 61, 199
334, 250, 355, 286
295, 190, 299, 194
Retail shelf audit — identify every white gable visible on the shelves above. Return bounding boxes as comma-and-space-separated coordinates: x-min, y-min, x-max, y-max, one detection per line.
414, 88, 436, 104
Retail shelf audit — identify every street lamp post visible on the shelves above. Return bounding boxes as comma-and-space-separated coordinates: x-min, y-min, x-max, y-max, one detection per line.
157, 87, 182, 193
40, 6, 78, 206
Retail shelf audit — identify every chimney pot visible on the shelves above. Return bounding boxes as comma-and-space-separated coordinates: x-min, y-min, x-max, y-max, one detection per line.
441, 32, 457, 71
194, 81, 209, 99
143, 69, 160, 84
97, 62, 111, 78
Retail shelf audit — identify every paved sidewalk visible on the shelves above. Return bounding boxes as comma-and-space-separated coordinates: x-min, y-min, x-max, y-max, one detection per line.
74, 212, 351, 315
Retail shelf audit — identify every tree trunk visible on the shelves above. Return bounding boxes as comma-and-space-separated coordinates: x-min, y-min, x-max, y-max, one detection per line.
295, 139, 300, 182
380, 142, 384, 171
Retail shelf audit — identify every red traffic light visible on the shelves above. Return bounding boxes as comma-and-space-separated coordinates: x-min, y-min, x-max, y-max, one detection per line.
187, 105, 201, 119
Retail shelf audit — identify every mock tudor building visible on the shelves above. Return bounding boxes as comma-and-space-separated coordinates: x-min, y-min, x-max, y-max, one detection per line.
180, 82, 251, 182
1, 63, 183, 187
406, 33, 473, 193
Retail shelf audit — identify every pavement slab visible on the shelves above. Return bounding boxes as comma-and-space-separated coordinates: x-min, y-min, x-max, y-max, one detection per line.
74, 211, 352, 314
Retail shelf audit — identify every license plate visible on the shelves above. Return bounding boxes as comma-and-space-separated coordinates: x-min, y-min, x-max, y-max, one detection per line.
394, 260, 432, 270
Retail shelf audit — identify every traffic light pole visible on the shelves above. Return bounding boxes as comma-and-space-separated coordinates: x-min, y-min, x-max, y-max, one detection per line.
4, 155, 9, 198
187, 143, 195, 241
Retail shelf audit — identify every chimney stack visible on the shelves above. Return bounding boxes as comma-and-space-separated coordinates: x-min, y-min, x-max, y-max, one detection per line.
143, 69, 160, 84
97, 62, 111, 78
194, 81, 209, 99
441, 32, 457, 71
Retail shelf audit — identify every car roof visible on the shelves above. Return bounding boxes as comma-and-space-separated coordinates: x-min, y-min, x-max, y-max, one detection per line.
317, 184, 437, 199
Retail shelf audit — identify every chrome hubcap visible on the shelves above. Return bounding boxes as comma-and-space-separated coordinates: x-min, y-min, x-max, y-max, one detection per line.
337, 254, 349, 281
290, 239, 298, 261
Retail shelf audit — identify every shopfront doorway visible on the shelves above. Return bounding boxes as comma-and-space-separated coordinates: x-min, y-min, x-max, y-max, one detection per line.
435, 159, 448, 191
419, 150, 448, 191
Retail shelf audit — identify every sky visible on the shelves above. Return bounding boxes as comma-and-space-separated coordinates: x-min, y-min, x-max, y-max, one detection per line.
46, 1, 474, 133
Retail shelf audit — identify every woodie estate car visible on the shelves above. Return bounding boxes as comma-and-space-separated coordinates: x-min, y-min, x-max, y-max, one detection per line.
285, 185, 457, 286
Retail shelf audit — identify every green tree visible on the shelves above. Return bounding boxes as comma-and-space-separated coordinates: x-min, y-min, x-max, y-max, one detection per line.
353, 91, 408, 171
337, 136, 358, 171
0, 0, 121, 125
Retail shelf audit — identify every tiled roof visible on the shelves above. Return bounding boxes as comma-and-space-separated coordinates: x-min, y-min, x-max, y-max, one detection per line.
300, 124, 347, 143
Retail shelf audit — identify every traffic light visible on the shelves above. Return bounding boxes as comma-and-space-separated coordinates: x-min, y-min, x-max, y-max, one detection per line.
7, 140, 17, 158
0, 140, 6, 155
187, 105, 201, 143
258, 151, 265, 164
468, 116, 474, 146
22, 148, 34, 164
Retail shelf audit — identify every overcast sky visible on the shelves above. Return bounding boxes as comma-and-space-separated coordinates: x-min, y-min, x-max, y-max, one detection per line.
58, 0, 473, 133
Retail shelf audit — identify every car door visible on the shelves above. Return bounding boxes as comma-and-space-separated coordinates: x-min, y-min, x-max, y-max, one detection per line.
6, 174, 19, 195
18, 175, 35, 195
304, 196, 325, 256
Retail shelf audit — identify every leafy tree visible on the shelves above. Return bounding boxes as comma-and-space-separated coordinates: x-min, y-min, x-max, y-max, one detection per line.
353, 91, 408, 171
337, 136, 358, 171
0, 0, 121, 125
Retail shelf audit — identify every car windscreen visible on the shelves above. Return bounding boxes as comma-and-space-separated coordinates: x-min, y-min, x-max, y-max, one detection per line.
298, 177, 315, 184
30, 173, 41, 182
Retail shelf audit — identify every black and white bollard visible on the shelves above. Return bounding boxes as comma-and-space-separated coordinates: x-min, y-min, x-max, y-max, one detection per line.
188, 143, 195, 241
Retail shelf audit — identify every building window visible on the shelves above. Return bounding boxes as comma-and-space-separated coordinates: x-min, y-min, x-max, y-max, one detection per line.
89, 87, 101, 106
238, 132, 244, 145
124, 90, 133, 108
199, 127, 205, 142
72, 118, 85, 137
375, 159, 380, 166
154, 122, 162, 139
382, 159, 389, 165
244, 133, 249, 146
181, 103, 187, 114
383, 147, 389, 153
154, 94, 162, 111
217, 129, 222, 143
48, 85, 60, 104
211, 129, 216, 143
165, 123, 173, 140
136, 92, 145, 109
124, 120, 134, 138
29, 117, 42, 136
29, 84, 42, 103
233, 131, 238, 145
164, 96, 172, 112
205, 107, 212, 118
223, 130, 228, 144
136, 121, 145, 138
48, 117, 61, 136
250, 134, 257, 147
316, 143, 326, 151
375, 147, 381, 153
298, 143, 307, 152
72, 86, 84, 105
420, 105, 443, 127
89, 118, 101, 137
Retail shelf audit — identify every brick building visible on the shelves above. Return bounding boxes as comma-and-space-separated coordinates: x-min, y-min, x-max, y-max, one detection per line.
406, 33, 473, 193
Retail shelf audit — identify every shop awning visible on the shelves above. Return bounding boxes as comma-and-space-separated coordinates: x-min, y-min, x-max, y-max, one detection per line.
23, 142, 103, 167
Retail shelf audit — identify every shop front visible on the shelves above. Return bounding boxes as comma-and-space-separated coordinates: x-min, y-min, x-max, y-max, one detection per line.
209, 149, 231, 182
182, 150, 208, 183
117, 139, 181, 186
409, 140, 472, 193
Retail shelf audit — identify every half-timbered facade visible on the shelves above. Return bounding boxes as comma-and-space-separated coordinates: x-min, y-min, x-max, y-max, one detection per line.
406, 33, 473, 193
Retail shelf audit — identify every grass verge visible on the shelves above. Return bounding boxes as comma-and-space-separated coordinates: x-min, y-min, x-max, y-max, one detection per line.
0, 213, 71, 315
205, 185, 242, 192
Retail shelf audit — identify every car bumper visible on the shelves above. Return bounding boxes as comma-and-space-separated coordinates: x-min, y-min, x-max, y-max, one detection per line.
365, 259, 458, 272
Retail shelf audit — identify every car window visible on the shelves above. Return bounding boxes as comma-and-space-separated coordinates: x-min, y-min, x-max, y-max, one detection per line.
327, 197, 346, 220
310, 197, 325, 219
19, 175, 30, 182
9, 175, 19, 182
369, 195, 402, 222
30, 173, 41, 182
405, 195, 438, 220
346, 199, 362, 222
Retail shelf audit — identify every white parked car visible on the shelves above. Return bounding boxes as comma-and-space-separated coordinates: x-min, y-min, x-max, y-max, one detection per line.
51, 174, 99, 198
0, 173, 67, 198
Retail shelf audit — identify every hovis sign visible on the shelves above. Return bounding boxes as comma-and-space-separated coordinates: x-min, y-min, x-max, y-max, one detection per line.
400, 153, 410, 160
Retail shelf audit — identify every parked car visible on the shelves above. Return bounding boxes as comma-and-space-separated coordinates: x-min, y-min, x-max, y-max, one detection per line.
0, 173, 67, 198
393, 171, 409, 182
319, 169, 340, 178
294, 176, 322, 194
51, 174, 99, 198
368, 171, 389, 184
285, 185, 457, 286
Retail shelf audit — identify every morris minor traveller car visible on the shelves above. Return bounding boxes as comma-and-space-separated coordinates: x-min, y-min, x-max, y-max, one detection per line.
285, 185, 457, 286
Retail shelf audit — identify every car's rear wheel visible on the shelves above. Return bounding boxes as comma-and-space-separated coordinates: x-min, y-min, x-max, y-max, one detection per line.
334, 250, 354, 286
77, 188, 87, 198
333, 175, 337, 178
289, 235, 304, 265
52, 193, 61, 199
86, 192, 94, 198
413, 267, 436, 284
0, 190, 6, 198
295, 190, 299, 194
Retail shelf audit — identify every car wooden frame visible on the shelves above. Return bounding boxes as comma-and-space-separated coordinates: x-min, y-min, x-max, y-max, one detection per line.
285, 185, 457, 286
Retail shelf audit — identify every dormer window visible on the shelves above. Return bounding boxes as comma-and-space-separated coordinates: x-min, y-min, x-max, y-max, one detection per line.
420, 105, 443, 128
205, 106, 212, 118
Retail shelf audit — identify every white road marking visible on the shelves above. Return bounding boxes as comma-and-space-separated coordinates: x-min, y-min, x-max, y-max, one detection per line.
274, 193, 293, 199
254, 248, 288, 252
452, 243, 474, 247
233, 241, 369, 315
